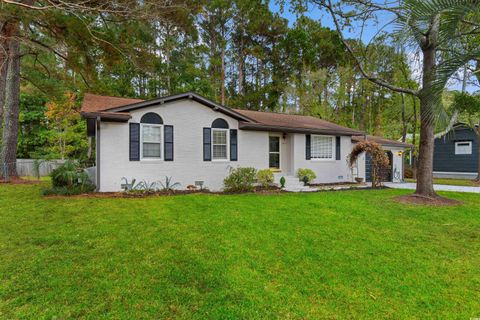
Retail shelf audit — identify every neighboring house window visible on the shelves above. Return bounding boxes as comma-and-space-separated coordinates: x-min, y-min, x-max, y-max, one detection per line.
140, 112, 163, 159
311, 135, 335, 159
211, 118, 229, 160
455, 141, 472, 155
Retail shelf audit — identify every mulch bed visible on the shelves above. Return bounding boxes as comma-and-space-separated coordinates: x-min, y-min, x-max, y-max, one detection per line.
393, 194, 462, 206
44, 186, 285, 199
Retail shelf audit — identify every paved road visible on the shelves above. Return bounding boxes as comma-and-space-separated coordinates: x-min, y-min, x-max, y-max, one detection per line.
385, 182, 480, 193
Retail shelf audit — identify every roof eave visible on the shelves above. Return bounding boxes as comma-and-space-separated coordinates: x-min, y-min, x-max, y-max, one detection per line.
239, 122, 363, 136
81, 111, 131, 122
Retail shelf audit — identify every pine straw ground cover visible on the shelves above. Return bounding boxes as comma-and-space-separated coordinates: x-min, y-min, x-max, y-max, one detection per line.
1, 184, 479, 319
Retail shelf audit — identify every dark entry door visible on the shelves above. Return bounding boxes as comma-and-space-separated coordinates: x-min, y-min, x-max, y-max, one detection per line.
269, 136, 280, 169
384, 151, 393, 182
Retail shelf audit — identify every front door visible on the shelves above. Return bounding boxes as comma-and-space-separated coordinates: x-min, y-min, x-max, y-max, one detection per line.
269, 136, 280, 169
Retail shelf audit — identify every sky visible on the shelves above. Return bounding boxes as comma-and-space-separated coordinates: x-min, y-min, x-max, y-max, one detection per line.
268, 0, 479, 93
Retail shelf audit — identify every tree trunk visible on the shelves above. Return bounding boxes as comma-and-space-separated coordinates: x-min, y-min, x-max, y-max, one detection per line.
0, 20, 9, 132
220, 46, 225, 105
0, 21, 20, 178
415, 45, 437, 197
411, 95, 418, 179
401, 93, 407, 142
238, 35, 244, 97
475, 125, 480, 182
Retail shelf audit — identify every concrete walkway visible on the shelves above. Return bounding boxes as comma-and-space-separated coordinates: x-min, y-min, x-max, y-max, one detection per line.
384, 182, 480, 193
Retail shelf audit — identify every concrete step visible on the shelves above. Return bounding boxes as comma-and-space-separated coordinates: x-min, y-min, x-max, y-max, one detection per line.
273, 174, 307, 188
284, 186, 318, 192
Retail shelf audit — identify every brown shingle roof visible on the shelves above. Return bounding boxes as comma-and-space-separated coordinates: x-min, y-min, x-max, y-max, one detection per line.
81, 93, 144, 113
80, 93, 364, 136
352, 135, 413, 148
234, 109, 363, 136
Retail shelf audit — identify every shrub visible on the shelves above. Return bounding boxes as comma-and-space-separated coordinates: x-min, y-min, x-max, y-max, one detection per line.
257, 169, 274, 188
223, 167, 257, 192
297, 168, 316, 184
44, 160, 94, 196
51, 160, 90, 188
279, 176, 286, 188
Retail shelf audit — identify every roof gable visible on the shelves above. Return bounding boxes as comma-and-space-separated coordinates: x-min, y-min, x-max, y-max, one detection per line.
81, 92, 252, 122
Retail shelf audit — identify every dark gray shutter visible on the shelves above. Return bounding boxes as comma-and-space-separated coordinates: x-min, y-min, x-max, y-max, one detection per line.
336, 136, 341, 160
129, 123, 140, 161
230, 129, 238, 161
203, 128, 212, 161
87, 118, 96, 137
306, 134, 311, 160
164, 125, 174, 161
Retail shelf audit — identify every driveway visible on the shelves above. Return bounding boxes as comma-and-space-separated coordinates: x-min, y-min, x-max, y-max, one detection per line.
384, 182, 480, 193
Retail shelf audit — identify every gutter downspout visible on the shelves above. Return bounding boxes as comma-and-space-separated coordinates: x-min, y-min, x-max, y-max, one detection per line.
96, 116, 100, 192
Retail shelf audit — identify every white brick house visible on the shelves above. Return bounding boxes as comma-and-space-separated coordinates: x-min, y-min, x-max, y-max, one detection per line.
81, 92, 410, 192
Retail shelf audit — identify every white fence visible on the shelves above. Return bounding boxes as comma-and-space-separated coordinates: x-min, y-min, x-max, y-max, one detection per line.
3, 159, 65, 178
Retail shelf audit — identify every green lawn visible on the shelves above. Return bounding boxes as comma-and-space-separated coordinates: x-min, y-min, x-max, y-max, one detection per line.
1, 184, 480, 319
406, 177, 479, 187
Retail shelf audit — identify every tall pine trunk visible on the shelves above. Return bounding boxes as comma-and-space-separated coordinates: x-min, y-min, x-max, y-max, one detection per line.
0, 20, 20, 178
0, 20, 8, 132
220, 46, 225, 105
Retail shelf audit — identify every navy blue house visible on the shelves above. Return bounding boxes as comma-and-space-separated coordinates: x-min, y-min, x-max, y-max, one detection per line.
433, 123, 479, 179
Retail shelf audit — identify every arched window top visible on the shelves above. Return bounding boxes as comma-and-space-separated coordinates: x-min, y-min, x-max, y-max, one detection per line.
212, 118, 229, 129
141, 112, 163, 124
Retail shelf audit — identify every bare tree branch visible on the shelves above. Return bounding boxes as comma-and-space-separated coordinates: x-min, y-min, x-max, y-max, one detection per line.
317, 0, 419, 96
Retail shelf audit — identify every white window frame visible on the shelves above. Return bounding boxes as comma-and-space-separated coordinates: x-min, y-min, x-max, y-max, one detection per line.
310, 135, 335, 161
455, 141, 472, 155
211, 128, 229, 161
140, 123, 163, 160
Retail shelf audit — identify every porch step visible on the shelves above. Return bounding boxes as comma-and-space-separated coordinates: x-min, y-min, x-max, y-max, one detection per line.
273, 173, 305, 188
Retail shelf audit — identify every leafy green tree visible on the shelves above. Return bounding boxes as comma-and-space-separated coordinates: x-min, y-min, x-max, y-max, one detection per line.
302, 0, 480, 198
17, 93, 50, 159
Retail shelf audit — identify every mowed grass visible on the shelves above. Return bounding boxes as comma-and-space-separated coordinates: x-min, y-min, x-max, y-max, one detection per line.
406, 177, 480, 187
1, 185, 480, 319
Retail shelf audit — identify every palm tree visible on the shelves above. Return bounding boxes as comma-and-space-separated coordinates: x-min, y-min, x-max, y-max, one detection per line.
313, 0, 480, 198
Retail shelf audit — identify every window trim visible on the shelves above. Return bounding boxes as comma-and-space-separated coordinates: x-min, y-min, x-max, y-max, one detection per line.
211, 128, 229, 161
455, 141, 472, 155
140, 123, 163, 160
310, 134, 336, 161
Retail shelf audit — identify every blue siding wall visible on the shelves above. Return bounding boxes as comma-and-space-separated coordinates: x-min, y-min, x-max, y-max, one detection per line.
433, 127, 478, 172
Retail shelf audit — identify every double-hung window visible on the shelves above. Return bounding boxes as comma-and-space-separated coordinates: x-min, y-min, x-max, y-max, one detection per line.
311, 135, 335, 160
141, 124, 162, 159
212, 129, 228, 160
139, 112, 164, 160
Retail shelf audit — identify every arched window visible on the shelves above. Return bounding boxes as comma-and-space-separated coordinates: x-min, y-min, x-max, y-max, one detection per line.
212, 118, 229, 129
141, 112, 163, 124
211, 118, 229, 160
141, 112, 163, 159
